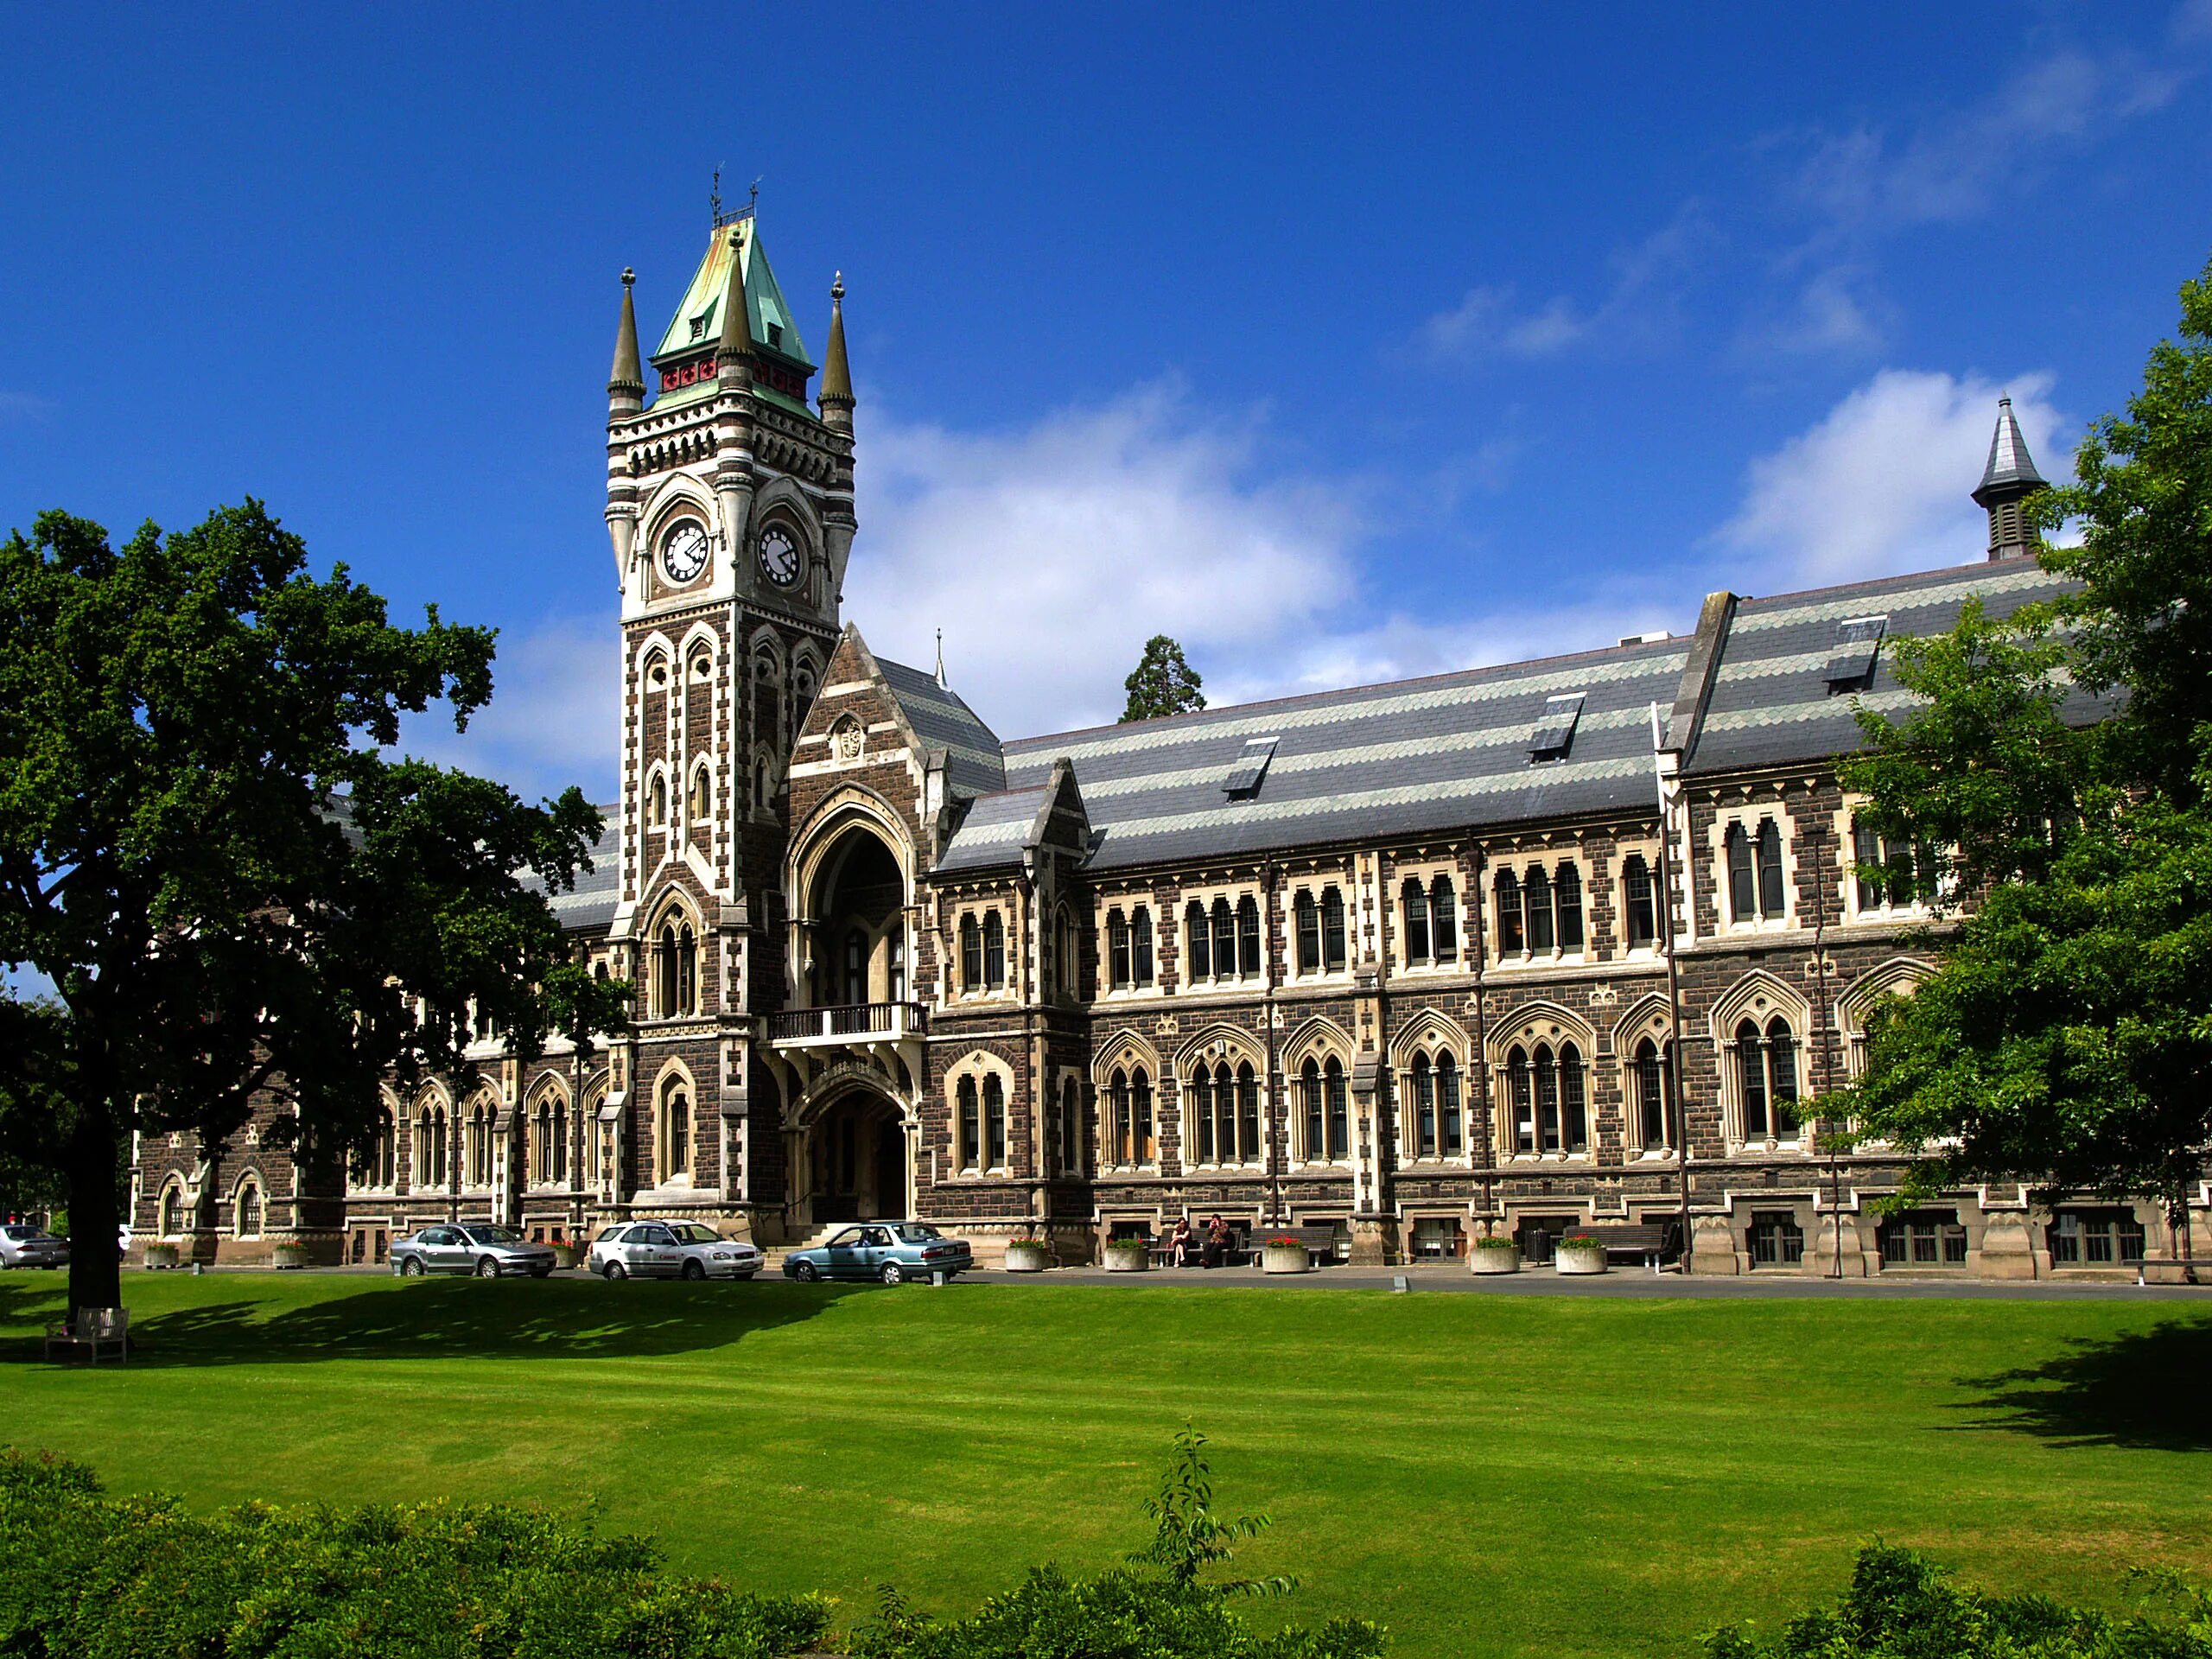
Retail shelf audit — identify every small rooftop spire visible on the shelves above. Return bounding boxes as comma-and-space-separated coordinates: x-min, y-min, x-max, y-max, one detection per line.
819, 270, 855, 431
1973, 396, 2049, 562
935, 627, 946, 688
607, 268, 645, 410
716, 226, 753, 377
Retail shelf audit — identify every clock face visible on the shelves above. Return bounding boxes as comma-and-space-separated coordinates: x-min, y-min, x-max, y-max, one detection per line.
759, 524, 802, 587
660, 522, 709, 585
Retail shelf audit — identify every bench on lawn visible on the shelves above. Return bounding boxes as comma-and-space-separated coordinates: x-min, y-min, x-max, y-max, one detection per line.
43, 1306, 129, 1365
1571, 1224, 1679, 1274
2135, 1256, 2204, 1287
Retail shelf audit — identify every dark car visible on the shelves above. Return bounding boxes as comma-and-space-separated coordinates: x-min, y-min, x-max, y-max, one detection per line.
391, 1224, 558, 1278
780, 1222, 972, 1284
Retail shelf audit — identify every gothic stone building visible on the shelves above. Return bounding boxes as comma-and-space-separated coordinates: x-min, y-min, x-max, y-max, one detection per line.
131, 213, 2201, 1280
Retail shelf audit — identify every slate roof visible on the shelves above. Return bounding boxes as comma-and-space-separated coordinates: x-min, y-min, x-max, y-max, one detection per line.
877, 656, 1007, 799
936, 557, 2084, 877
537, 804, 620, 933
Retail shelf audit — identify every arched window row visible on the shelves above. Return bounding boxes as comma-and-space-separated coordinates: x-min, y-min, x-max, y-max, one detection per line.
957, 909, 1008, 993
1399, 875, 1460, 968
1734, 1015, 1802, 1141
1493, 862, 1585, 957
1292, 885, 1349, 976
1725, 817, 1788, 923
1185, 1059, 1262, 1166
1503, 1042, 1588, 1155
1404, 1050, 1465, 1160
1103, 1065, 1156, 1166
1184, 894, 1262, 983
1296, 1055, 1352, 1163
1104, 905, 1156, 990
954, 1072, 1009, 1173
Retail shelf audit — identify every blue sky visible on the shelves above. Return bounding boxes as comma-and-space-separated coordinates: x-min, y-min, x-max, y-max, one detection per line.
3, 2, 2209, 806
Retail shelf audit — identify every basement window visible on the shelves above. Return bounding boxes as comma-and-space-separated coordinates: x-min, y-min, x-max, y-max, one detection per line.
1527, 695, 1584, 764
1223, 736, 1278, 798
1824, 615, 1888, 693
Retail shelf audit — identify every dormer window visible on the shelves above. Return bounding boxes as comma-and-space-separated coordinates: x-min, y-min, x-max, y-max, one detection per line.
1824, 616, 1888, 693
689, 300, 717, 342
1223, 737, 1278, 798
1528, 695, 1583, 763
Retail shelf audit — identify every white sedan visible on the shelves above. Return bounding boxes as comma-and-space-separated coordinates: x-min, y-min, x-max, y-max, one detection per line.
588, 1220, 762, 1281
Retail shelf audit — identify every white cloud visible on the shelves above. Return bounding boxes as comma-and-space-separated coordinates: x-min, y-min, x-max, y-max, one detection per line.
849, 383, 1363, 737
400, 613, 619, 803
1716, 368, 2066, 588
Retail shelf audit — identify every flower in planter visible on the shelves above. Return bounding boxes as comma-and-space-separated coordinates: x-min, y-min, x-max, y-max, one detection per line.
1473, 1236, 1519, 1249
1561, 1235, 1603, 1248
1265, 1236, 1305, 1249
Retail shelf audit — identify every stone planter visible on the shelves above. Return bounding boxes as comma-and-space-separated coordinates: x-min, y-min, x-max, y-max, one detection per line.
1260, 1243, 1313, 1275
1103, 1243, 1149, 1274
1470, 1242, 1522, 1275
1554, 1241, 1608, 1276
142, 1242, 180, 1270
1003, 1241, 1052, 1274
270, 1242, 310, 1271
547, 1244, 578, 1270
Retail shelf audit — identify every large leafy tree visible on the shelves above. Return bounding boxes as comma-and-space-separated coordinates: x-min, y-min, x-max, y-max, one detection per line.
0, 504, 630, 1312
1840, 257, 2212, 1262
1121, 635, 1206, 722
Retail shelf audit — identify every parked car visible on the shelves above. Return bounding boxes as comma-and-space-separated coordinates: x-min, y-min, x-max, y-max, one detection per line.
781, 1222, 972, 1284
588, 1220, 763, 1281
0, 1224, 67, 1269
390, 1224, 557, 1278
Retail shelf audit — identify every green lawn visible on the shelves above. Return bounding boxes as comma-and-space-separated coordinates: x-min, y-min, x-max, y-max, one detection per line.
3, 1274, 2206, 1657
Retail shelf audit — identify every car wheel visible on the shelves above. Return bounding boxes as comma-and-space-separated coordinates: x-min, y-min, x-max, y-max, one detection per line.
603, 1261, 627, 1281
792, 1260, 819, 1282
401, 1256, 424, 1277
880, 1261, 906, 1285
682, 1259, 706, 1281
476, 1257, 499, 1278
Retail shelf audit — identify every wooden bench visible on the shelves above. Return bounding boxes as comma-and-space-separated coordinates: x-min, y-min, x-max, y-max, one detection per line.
2135, 1256, 2203, 1287
43, 1306, 129, 1365
1252, 1224, 1344, 1268
1572, 1224, 1678, 1274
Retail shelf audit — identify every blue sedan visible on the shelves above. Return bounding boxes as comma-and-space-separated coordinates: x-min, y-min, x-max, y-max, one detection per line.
782, 1223, 972, 1284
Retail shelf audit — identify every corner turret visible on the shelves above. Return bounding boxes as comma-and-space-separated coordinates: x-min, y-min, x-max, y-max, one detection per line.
819, 272, 854, 434
1972, 396, 2049, 562
605, 268, 644, 575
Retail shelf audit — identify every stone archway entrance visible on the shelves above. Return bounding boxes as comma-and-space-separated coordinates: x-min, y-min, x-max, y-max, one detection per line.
806, 1088, 912, 1224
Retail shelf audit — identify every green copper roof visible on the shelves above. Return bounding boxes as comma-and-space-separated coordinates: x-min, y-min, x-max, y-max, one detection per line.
651, 218, 815, 374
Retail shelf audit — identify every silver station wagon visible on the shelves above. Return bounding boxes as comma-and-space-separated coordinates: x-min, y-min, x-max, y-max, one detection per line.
391, 1224, 558, 1278
588, 1221, 763, 1281
781, 1222, 972, 1284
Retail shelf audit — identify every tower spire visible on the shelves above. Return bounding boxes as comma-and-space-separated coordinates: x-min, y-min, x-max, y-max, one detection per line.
716, 226, 753, 386
1971, 395, 2049, 562
935, 627, 945, 688
819, 271, 855, 433
607, 267, 645, 413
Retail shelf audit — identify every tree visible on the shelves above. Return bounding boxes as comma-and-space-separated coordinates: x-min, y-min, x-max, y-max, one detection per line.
0, 504, 631, 1312
1840, 256, 2212, 1264
1121, 635, 1206, 722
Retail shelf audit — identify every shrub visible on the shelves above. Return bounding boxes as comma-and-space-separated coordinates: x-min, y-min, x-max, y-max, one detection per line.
1472, 1236, 1518, 1251
1705, 1542, 2212, 1659
0, 1448, 830, 1658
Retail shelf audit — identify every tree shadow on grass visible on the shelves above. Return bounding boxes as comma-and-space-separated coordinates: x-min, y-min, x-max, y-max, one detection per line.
1952, 1316, 2212, 1452
0, 1275, 864, 1368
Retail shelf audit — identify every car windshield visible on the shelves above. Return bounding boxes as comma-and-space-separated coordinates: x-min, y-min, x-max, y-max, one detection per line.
671, 1224, 720, 1243
893, 1224, 943, 1242
461, 1225, 524, 1245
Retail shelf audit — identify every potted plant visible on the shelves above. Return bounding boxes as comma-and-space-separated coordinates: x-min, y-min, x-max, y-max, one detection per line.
1103, 1237, 1150, 1273
142, 1242, 180, 1270
1003, 1237, 1052, 1273
270, 1240, 310, 1271
1260, 1236, 1313, 1274
547, 1242, 578, 1270
1471, 1235, 1522, 1275
1554, 1234, 1608, 1275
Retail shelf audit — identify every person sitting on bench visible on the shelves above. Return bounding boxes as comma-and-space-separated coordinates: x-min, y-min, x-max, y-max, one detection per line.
1202, 1214, 1230, 1268
1166, 1215, 1192, 1267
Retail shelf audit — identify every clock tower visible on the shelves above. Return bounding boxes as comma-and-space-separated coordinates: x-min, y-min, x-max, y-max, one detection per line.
599, 207, 858, 1231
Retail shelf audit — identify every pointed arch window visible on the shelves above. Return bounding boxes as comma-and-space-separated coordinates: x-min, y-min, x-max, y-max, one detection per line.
1632, 1037, 1673, 1151
647, 772, 668, 830
1507, 1044, 1587, 1154
957, 1075, 982, 1171
1300, 1058, 1324, 1160
1736, 1015, 1802, 1141
983, 1073, 1007, 1170
1236, 1062, 1260, 1165
1325, 1056, 1349, 1160
467, 1098, 493, 1186
1107, 1069, 1131, 1166
1436, 1052, 1463, 1155
234, 1179, 262, 1239
689, 763, 711, 824
661, 1083, 692, 1183
160, 1182, 184, 1238
416, 1104, 449, 1188
982, 911, 1006, 988
1412, 1052, 1437, 1157
1132, 1068, 1154, 1163
656, 918, 697, 1017
1189, 1065, 1214, 1164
